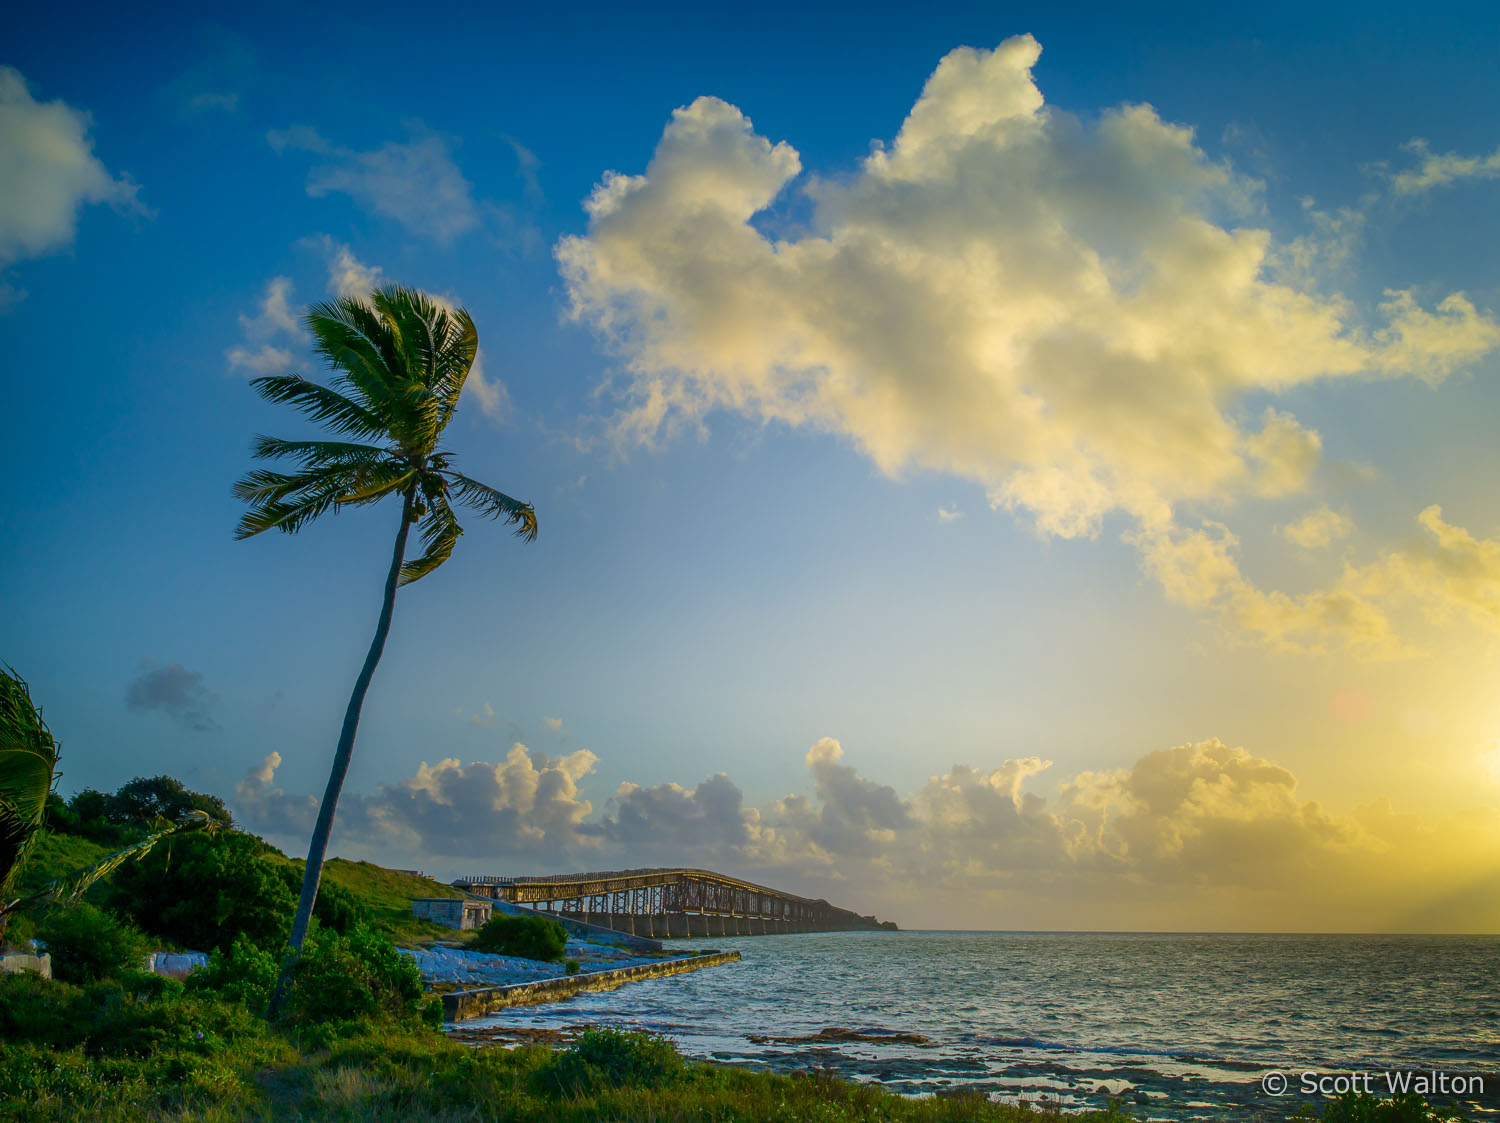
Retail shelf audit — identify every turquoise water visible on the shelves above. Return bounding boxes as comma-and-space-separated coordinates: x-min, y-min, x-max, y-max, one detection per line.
460, 930, 1500, 1118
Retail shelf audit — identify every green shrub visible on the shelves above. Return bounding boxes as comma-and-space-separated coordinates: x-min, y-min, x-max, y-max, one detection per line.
186, 935, 278, 1010
1321, 1093, 1465, 1123
564, 957, 581, 975
36, 902, 147, 983
472, 913, 567, 961
284, 923, 434, 1028
305, 876, 370, 935
108, 829, 296, 951
105, 830, 370, 954
537, 1027, 688, 1095
0, 970, 82, 1047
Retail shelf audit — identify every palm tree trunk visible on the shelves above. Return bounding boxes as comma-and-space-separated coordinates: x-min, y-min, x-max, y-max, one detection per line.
266, 494, 414, 1018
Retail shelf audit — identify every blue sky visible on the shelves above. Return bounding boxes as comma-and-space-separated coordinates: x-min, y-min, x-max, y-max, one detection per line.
5, 1, 1500, 930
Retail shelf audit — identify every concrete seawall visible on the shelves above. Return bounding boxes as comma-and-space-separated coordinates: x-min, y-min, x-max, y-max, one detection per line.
443, 950, 740, 1022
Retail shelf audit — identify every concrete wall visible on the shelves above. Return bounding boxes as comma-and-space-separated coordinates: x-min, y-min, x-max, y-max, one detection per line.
442, 950, 741, 1022
0, 952, 51, 979
413, 897, 493, 930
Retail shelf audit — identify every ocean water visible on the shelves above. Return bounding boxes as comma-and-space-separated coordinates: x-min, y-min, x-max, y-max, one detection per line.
459, 930, 1500, 1118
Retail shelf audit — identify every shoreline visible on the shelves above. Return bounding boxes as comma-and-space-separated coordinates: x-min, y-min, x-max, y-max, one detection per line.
442, 949, 741, 1021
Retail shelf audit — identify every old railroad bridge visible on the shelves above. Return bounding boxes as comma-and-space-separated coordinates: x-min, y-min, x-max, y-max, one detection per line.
454, 867, 895, 939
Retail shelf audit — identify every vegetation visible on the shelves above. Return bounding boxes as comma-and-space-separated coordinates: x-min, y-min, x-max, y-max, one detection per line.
472, 913, 569, 961
0, 667, 61, 942
53, 775, 232, 841
319, 858, 463, 945
231, 284, 538, 1010
5, 775, 461, 950
1, 992, 1465, 1123
33, 902, 147, 984
0, 771, 1466, 1122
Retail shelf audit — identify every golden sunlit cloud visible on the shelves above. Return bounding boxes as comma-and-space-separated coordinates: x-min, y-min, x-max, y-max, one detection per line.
558, 35, 1500, 657
233, 736, 1500, 932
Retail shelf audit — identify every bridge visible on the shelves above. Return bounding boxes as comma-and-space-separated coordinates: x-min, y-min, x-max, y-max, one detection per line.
452, 867, 896, 939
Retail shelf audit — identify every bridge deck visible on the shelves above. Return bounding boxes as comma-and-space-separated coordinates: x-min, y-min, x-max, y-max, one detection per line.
452, 866, 891, 938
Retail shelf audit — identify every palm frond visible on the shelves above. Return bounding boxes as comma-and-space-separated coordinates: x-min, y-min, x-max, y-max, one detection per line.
0, 812, 212, 924
234, 467, 365, 537
333, 464, 417, 508
232, 461, 366, 509
250, 436, 390, 468
0, 667, 60, 910
305, 300, 404, 416
231, 468, 302, 506
250, 375, 386, 439
431, 308, 478, 427
445, 471, 538, 541
399, 496, 463, 585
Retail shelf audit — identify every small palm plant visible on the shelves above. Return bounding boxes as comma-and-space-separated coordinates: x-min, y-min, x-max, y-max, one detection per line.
233, 285, 536, 1011
0, 666, 61, 943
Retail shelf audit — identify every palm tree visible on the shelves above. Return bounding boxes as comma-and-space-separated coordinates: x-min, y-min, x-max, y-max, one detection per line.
233, 285, 536, 1013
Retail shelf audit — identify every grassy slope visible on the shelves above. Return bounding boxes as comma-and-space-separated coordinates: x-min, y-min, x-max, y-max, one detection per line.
12, 831, 112, 897
319, 858, 464, 946
4, 832, 114, 944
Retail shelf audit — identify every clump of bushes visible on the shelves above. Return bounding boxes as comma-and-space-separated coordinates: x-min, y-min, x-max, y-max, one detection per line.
189, 922, 437, 1030
537, 1027, 688, 1095
285, 922, 436, 1028
185, 936, 278, 1010
472, 913, 568, 961
36, 902, 147, 984
0, 969, 267, 1059
104, 829, 369, 952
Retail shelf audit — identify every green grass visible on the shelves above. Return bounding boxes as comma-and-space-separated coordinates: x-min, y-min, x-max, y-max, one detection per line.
0, 988, 1130, 1123
318, 858, 463, 946
0, 973, 1467, 1123
11, 831, 111, 897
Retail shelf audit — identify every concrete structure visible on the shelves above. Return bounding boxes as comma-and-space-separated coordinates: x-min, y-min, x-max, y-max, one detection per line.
146, 951, 209, 979
412, 896, 492, 930
0, 952, 51, 979
442, 950, 741, 1021
453, 867, 896, 939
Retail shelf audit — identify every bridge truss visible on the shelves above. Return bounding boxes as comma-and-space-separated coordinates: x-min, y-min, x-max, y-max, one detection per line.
453, 867, 888, 938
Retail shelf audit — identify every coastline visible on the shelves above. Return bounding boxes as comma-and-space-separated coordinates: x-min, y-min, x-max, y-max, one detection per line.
442, 950, 741, 1021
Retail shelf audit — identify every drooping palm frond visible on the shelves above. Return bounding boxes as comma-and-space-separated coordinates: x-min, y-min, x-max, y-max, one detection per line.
400, 493, 464, 585
444, 471, 538, 541
0, 812, 212, 925
0, 666, 61, 922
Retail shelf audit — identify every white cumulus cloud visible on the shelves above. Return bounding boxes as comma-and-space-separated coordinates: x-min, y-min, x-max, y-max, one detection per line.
225, 276, 301, 376
0, 66, 143, 302
557, 36, 1500, 656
